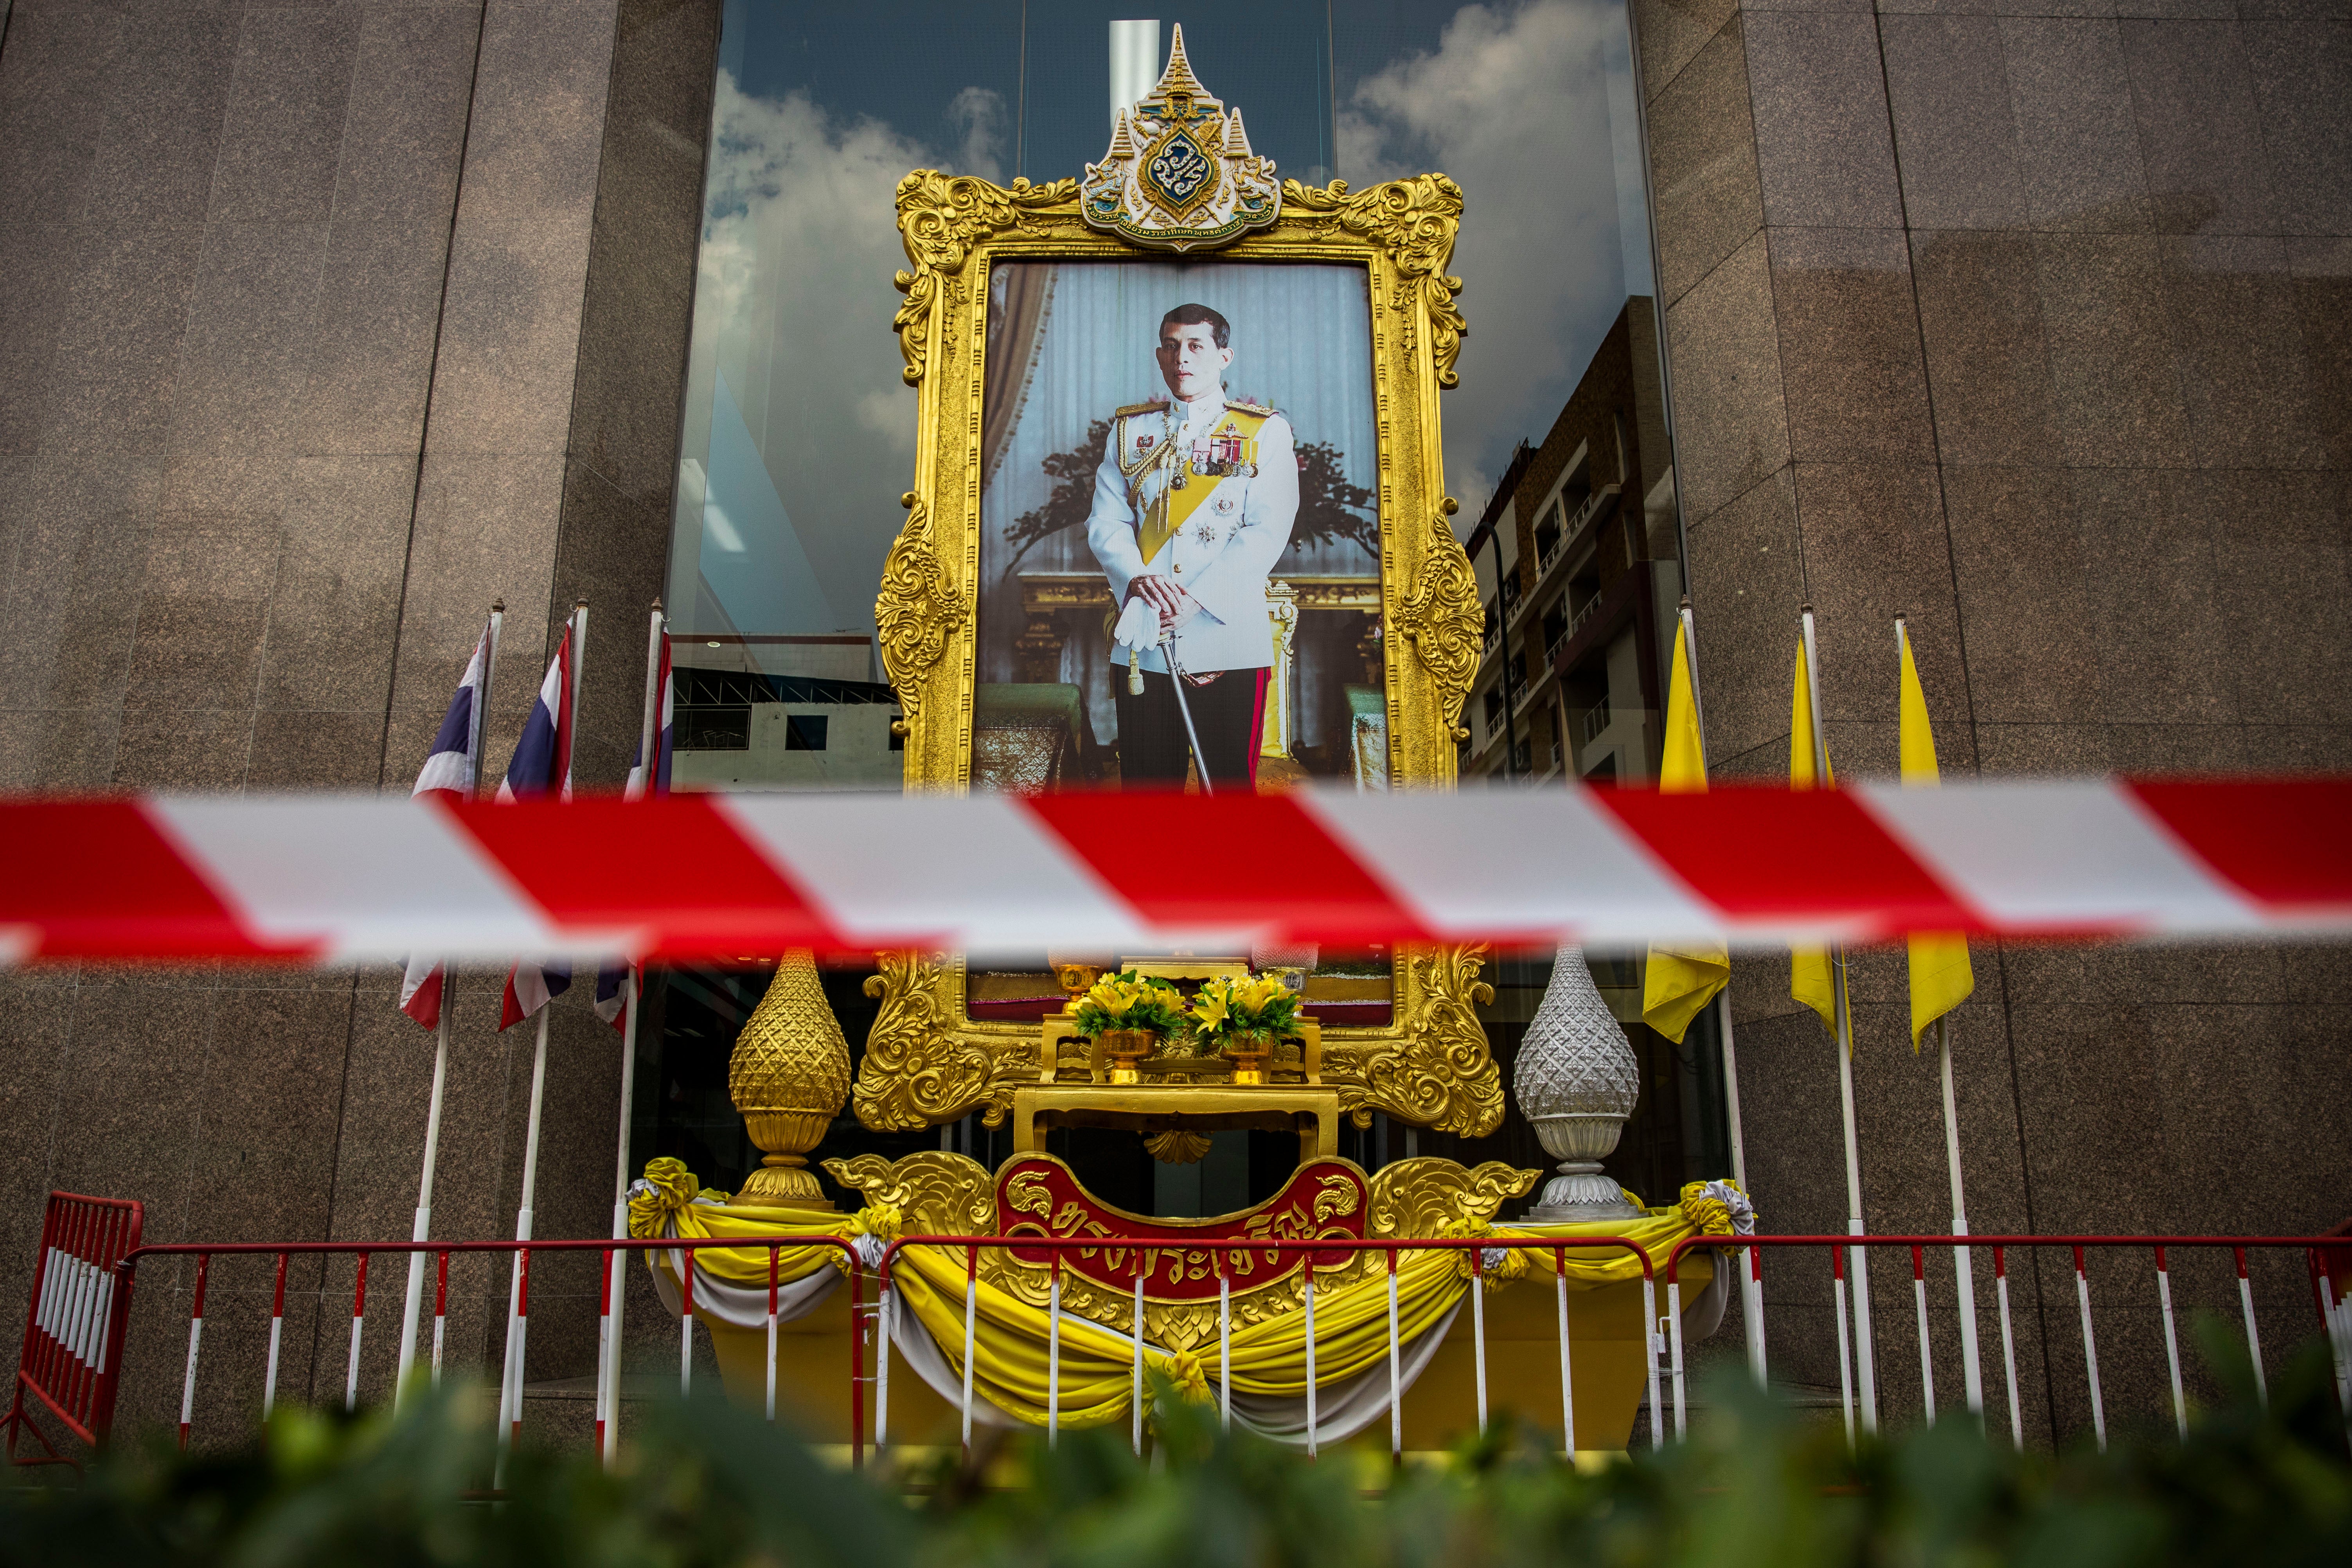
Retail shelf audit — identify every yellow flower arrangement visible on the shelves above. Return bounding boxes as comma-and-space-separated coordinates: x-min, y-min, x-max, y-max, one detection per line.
1071, 969, 1188, 1039
1189, 972, 1302, 1042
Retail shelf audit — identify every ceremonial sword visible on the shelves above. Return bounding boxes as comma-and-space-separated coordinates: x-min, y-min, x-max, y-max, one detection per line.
1160, 633, 1216, 799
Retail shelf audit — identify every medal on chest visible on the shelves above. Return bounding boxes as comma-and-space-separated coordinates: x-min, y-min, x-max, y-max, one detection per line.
1185, 421, 1258, 480
1128, 406, 1264, 563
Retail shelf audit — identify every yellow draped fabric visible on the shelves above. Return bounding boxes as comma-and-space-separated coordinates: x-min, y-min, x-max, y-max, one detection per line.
1899, 628, 1974, 1048
624, 1158, 1740, 1434
1488, 1192, 1746, 1285
1642, 617, 1731, 1044
881, 1185, 1741, 1432
1787, 642, 1849, 1044
627, 1156, 859, 1287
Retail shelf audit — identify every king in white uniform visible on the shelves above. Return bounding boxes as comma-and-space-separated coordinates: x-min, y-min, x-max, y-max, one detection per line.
1085, 302, 1298, 786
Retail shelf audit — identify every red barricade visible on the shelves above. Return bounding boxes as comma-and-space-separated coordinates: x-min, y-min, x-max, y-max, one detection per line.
3, 1191, 143, 1465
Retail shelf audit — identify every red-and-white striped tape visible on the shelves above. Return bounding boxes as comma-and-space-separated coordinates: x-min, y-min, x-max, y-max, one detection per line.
4, 778, 2347, 966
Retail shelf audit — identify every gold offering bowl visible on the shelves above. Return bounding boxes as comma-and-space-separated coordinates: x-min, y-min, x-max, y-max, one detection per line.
1096, 1027, 1159, 1085
1219, 1030, 1282, 1086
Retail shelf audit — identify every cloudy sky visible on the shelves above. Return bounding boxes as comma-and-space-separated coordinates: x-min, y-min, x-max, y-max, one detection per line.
1338, 0, 1653, 525
673, 0, 1654, 635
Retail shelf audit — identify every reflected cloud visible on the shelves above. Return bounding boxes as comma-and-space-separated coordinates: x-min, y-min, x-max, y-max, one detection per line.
686, 75, 1005, 636
1341, 0, 1634, 523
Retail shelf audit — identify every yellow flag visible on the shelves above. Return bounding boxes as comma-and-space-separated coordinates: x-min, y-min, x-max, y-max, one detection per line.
1900, 624, 1974, 1048
1788, 640, 1847, 1041
1641, 617, 1729, 1043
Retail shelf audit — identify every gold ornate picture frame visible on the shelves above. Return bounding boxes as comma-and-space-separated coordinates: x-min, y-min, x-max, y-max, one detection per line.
859, 165, 1498, 1143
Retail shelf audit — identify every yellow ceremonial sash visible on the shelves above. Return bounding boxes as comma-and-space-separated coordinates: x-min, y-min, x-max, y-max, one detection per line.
1135, 406, 1270, 565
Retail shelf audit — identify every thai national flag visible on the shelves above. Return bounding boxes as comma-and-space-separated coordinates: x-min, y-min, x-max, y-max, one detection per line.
594, 633, 674, 1029
495, 624, 576, 806
621, 634, 674, 802
499, 623, 577, 1030
399, 622, 494, 1029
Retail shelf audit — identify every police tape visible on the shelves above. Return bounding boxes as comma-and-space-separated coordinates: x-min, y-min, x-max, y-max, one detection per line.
5, 778, 2348, 966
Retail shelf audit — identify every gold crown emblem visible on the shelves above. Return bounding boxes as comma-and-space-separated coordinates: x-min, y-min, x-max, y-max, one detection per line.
1079, 26, 1281, 253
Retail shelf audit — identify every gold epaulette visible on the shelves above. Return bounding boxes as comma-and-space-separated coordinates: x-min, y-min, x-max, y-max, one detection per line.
1114, 400, 1168, 418
1225, 399, 1275, 417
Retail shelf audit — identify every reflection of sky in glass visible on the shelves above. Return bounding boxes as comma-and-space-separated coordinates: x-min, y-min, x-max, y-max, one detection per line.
670, 0, 1662, 646
1015, 2, 1336, 185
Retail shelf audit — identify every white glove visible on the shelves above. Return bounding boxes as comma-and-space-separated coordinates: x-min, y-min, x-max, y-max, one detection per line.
1113, 595, 1162, 653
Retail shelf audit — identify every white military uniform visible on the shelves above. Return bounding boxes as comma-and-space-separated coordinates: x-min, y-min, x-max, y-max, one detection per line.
1084, 390, 1299, 676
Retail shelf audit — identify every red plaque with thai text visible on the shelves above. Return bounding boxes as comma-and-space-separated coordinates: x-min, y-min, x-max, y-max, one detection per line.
993, 1153, 1368, 1299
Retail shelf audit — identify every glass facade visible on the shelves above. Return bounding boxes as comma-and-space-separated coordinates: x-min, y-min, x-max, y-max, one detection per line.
646, 0, 1729, 1214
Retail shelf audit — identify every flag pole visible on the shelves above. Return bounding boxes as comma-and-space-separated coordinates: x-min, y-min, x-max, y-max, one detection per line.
500, 1007, 552, 1452
1677, 599, 1748, 1188
1801, 605, 1879, 1435
396, 1014, 451, 1412
600, 599, 665, 1468
1899, 614, 1986, 1423
1939, 1014, 1985, 1421
394, 600, 501, 1410
1676, 598, 1760, 1378
500, 601, 583, 1455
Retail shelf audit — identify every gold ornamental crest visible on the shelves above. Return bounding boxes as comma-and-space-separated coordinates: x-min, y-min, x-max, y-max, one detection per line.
1079, 25, 1280, 252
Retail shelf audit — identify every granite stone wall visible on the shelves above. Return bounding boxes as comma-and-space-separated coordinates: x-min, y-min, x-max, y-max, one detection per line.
1631, 0, 2352, 1443
0, 0, 718, 1433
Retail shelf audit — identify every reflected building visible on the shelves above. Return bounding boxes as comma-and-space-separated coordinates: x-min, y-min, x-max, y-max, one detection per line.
1462, 296, 1679, 786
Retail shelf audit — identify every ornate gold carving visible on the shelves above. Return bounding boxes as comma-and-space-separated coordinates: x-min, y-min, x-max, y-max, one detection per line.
854, 954, 1011, 1130
1365, 1156, 1539, 1239
831, 1151, 1542, 1351
1339, 947, 1502, 1138
873, 496, 967, 723
1283, 174, 1467, 388
822, 1150, 995, 1236
1313, 1175, 1360, 1223
728, 951, 852, 1208
1144, 1129, 1213, 1164
892, 171, 1077, 386
1396, 500, 1482, 740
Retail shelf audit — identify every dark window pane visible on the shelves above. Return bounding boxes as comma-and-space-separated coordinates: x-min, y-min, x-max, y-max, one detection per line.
676, 707, 751, 751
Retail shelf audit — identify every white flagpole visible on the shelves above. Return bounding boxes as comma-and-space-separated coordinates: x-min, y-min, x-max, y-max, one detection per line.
1675, 599, 1761, 1376
1802, 606, 1879, 1434
498, 601, 583, 1454
601, 600, 665, 1467
602, 973, 639, 1464
395, 1016, 451, 1411
499, 1009, 551, 1450
1895, 614, 1986, 1424
1939, 1016, 1984, 1421
394, 601, 500, 1410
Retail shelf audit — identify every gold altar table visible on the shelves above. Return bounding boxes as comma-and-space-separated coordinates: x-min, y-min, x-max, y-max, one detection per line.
1010, 1082, 1342, 1161
1024, 970, 1335, 1160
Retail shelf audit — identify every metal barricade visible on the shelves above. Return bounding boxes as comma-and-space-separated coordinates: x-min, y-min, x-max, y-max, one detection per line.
1662, 1234, 2352, 1451
95, 1236, 869, 1464
50, 1217, 2352, 1462
870, 1234, 1662, 1462
3, 1191, 144, 1467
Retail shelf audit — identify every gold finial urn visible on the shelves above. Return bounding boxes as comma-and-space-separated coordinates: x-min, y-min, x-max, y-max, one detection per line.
727, 951, 851, 1209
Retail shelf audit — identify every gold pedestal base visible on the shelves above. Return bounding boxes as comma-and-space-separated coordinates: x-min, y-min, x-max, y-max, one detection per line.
730, 1153, 836, 1212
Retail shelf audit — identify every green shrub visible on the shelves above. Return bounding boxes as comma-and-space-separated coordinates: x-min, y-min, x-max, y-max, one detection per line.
2, 1320, 2344, 1567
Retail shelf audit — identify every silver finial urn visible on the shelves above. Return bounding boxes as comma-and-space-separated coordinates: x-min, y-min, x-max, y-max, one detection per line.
1513, 945, 1642, 1221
